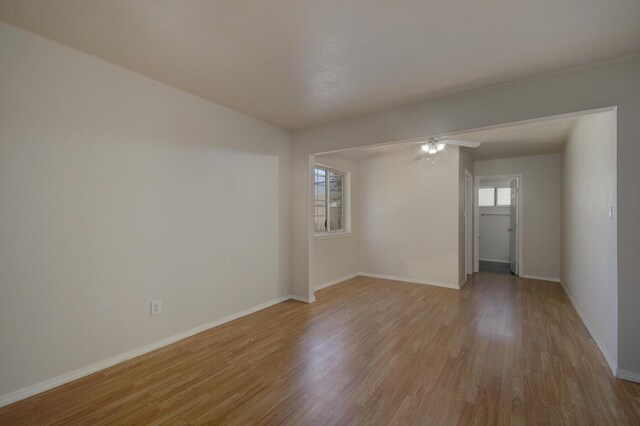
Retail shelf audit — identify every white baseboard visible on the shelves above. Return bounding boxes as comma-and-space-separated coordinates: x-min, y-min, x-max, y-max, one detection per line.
558, 281, 617, 377
459, 275, 469, 288
479, 258, 510, 263
359, 272, 459, 289
0, 293, 305, 408
289, 294, 316, 304
314, 273, 359, 291
520, 274, 561, 283
616, 368, 640, 384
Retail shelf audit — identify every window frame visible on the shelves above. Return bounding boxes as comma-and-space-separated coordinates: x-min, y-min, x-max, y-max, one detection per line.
314, 164, 350, 237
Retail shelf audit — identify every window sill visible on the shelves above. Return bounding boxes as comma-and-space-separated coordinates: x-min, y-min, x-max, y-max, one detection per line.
314, 231, 352, 240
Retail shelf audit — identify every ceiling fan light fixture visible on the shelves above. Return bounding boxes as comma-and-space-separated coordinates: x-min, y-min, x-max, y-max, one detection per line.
420, 138, 451, 157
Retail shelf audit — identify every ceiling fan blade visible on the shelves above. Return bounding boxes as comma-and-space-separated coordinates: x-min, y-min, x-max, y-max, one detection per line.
444, 139, 481, 148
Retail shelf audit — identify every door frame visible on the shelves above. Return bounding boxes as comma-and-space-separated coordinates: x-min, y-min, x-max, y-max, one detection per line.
465, 170, 474, 275
473, 173, 524, 274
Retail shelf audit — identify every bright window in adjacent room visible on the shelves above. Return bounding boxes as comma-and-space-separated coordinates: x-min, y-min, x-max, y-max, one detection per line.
478, 188, 496, 207
496, 187, 511, 206
479, 187, 511, 207
314, 166, 347, 234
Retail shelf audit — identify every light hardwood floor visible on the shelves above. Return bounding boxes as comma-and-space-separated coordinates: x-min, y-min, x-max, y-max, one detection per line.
1, 273, 639, 425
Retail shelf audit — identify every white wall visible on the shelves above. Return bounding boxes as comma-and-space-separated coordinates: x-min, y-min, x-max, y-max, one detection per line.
358, 147, 460, 288
479, 206, 511, 263
561, 111, 617, 372
0, 22, 291, 398
312, 154, 359, 289
474, 154, 561, 279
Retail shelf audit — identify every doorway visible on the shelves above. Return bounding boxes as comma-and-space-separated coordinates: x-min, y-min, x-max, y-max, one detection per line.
474, 174, 522, 275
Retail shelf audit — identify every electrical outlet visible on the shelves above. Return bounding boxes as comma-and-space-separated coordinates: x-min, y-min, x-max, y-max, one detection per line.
150, 300, 162, 316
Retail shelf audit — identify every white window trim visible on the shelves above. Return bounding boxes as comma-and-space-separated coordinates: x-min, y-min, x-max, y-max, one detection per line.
314, 164, 350, 237
314, 231, 352, 240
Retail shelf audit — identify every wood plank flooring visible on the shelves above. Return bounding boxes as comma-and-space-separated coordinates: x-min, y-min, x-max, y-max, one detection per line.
1, 273, 639, 425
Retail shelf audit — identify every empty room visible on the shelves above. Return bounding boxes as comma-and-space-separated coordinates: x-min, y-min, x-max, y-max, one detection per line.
1, 1, 640, 424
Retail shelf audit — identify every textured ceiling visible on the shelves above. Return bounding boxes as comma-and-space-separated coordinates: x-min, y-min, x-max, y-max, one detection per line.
453, 116, 578, 160
1, 1, 639, 129
326, 144, 417, 163
327, 115, 579, 162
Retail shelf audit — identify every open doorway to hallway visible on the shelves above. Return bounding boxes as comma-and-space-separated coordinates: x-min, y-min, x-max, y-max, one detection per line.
476, 175, 521, 275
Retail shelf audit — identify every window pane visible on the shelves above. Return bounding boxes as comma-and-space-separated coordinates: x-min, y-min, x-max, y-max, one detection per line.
478, 188, 495, 206
314, 167, 327, 232
331, 213, 343, 231
315, 201, 327, 232
330, 207, 343, 231
329, 173, 342, 202
497, 187, 511, 206
328, 171, 344, 231
315, 184, 325, 201
315, 216, 327, 232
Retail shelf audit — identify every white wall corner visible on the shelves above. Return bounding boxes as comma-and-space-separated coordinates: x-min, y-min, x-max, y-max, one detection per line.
289, 294, 316, 304
459, 275, 469, 288
314, 273, 360, 291
615, 369, 640, 384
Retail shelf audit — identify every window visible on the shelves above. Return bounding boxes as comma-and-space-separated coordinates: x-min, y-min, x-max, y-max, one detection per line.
314, 166, 346, 233
479, 187, 511, 207
496, 187, 511, 206
478, 188, 495, 207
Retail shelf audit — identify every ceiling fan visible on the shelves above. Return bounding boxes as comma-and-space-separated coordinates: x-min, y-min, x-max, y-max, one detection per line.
417, 137, 481, 158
